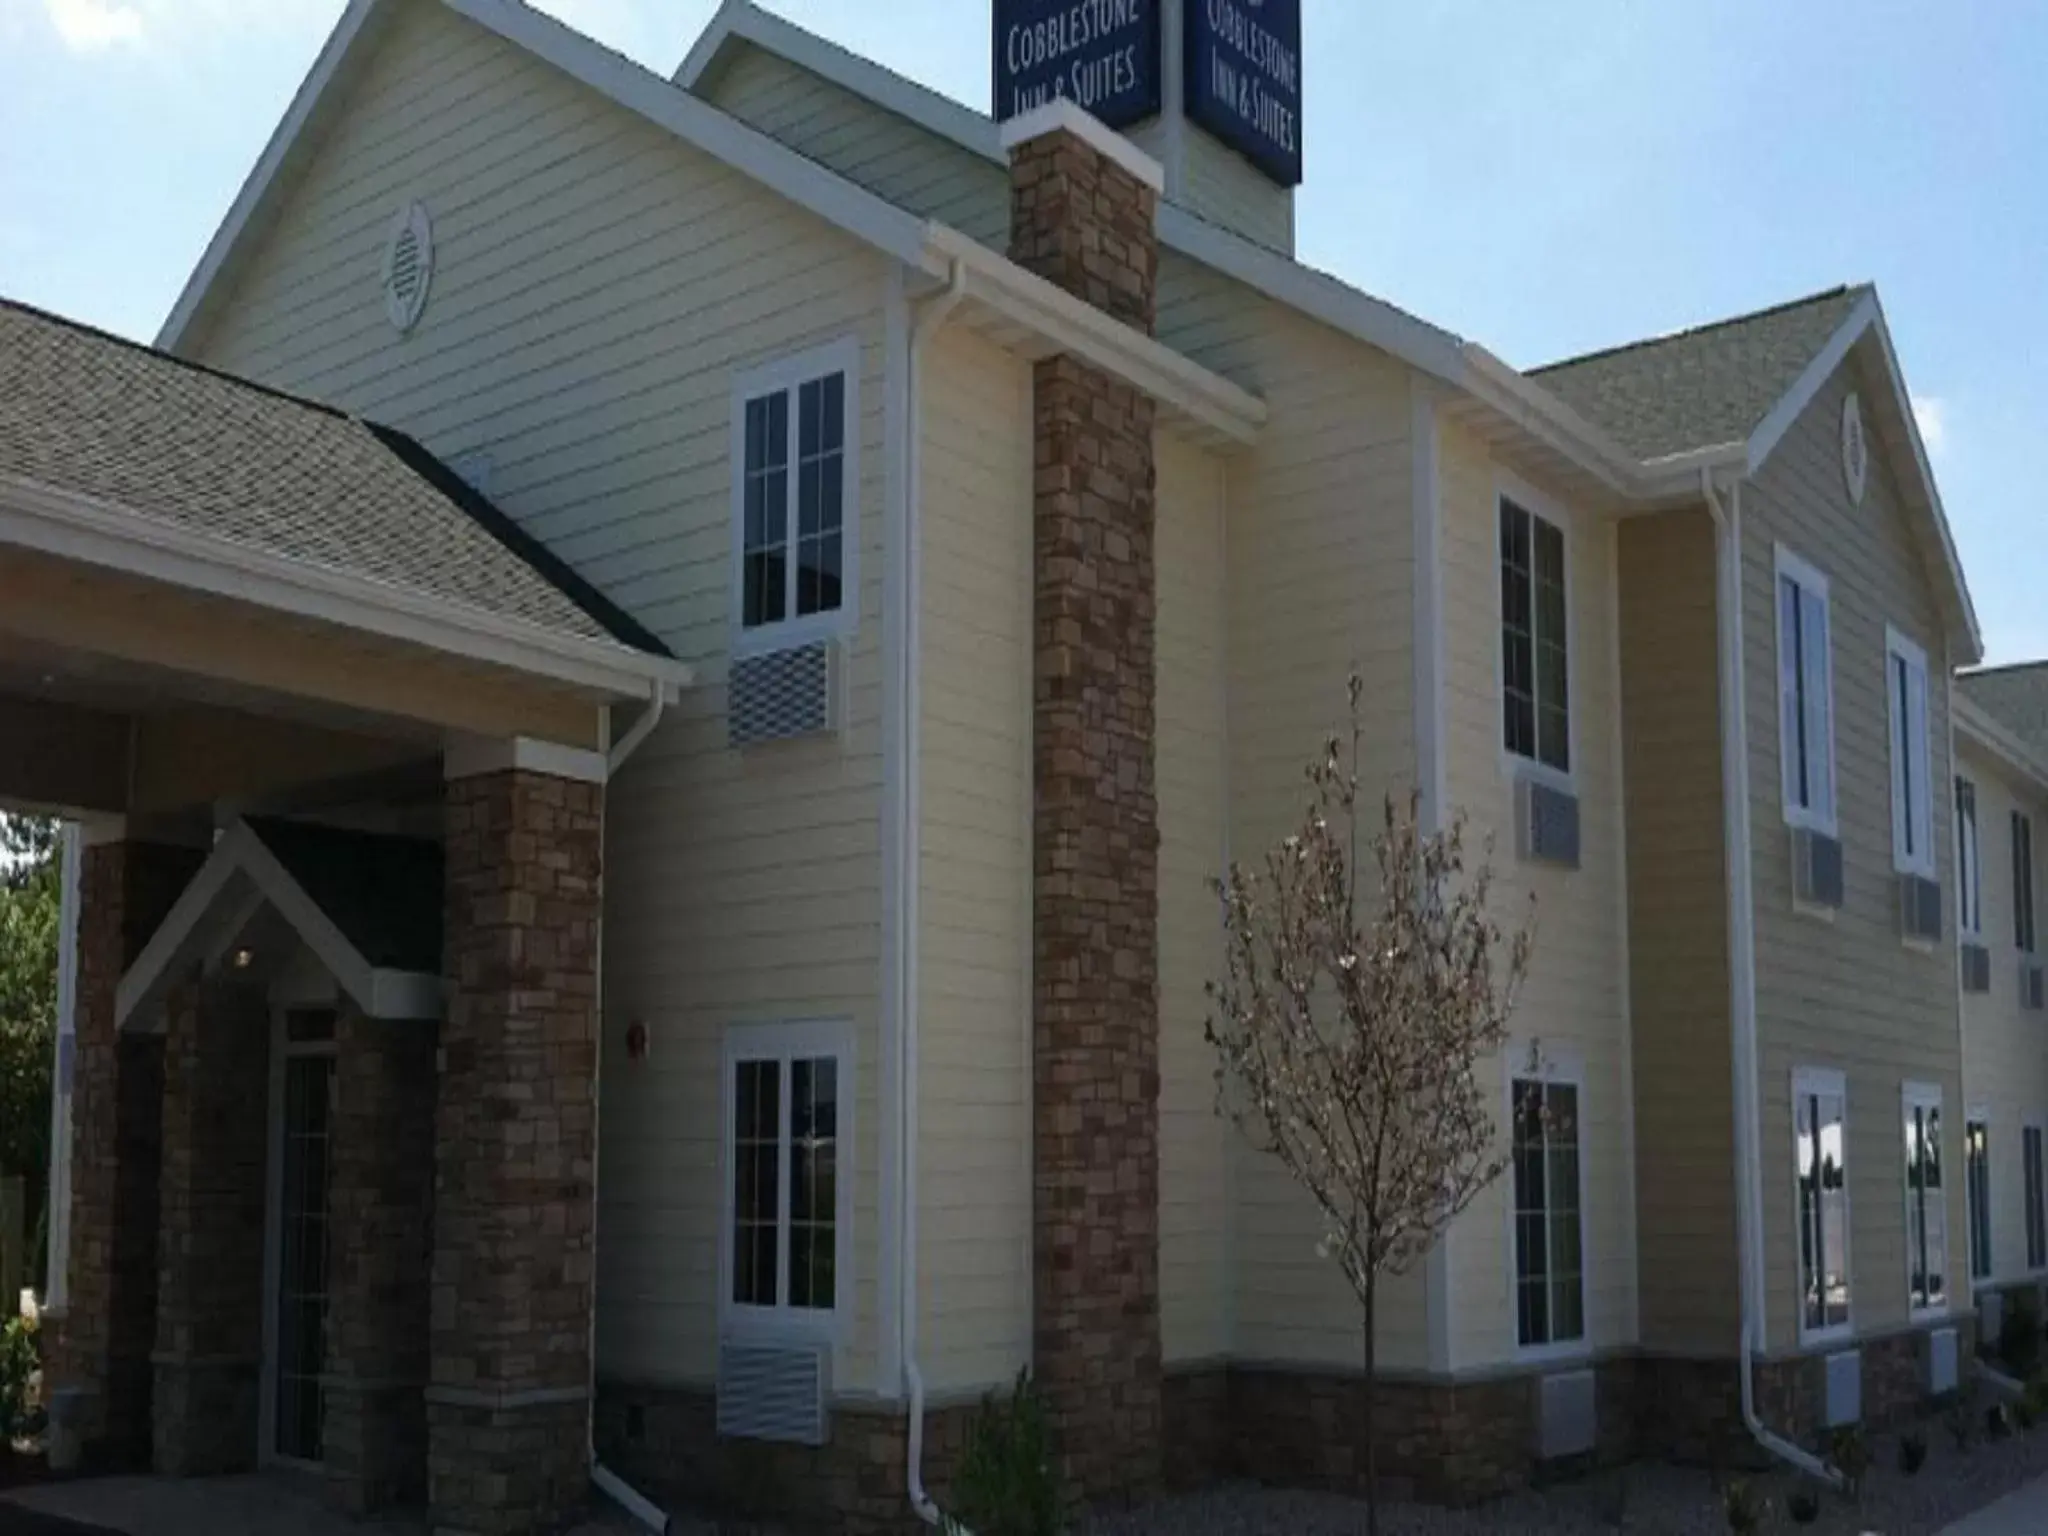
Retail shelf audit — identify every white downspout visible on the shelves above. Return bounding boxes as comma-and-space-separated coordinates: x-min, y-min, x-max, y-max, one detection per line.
901, 260, 970, 1533
1701, 469, 1841, 1489
593, 689, 674, 1535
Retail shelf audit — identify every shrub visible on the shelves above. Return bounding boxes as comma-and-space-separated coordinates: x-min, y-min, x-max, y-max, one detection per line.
2003, 1292, 2044, 1377
2019, 1396, 2038, 1432
1988, 1402, 2014, 1442
0, 1314, 35, 1442
1824, 1424, 1869, 1497
1946, 1403, 1976, 1451
952, 1369, 1061, 1536
1899, 1429, 1929, 1474
1787, 1489, 1821, 1525
1722, 1479, 1762, 1535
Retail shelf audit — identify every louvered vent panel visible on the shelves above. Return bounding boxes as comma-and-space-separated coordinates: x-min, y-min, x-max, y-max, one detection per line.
382, 202, 434, 333
1926, 1327, 1959, 1397
1515, 778, 1581, 869
1793, 829, 1845, 910
1535, 1369, 1597, 1461
730, 642, 834, 747
1962, 944, 1992, 994
1898, 874, 1943, 944
1823, 1349, 1861, 1428
717, 1341, 828, 1445
2023, 962, 2046, 1012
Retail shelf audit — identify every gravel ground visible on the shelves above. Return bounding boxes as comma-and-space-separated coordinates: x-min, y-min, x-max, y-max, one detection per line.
1078, 1420, 2048, 1536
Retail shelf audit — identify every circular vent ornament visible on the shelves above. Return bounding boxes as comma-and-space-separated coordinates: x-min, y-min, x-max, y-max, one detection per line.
1841, 392, 1869, 506
382, 202, 434, 334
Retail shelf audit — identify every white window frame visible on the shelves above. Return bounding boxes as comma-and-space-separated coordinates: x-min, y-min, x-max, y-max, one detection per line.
1956, 774, 1983, 940
2016, 810, 2038, 956
2025, 1117, 2048, 1276
1773, 545, 1838, 837
1902, 1079, 1950, 1320
1966, 1107, 1992, 1286
1792, 1065, 1854, 1345
729, 336, 861, 658
719, 1017, 855, 1344
1886, 626, 1936, 879
1506, 1047, 1591, 1361
1495, 475, 1576, 792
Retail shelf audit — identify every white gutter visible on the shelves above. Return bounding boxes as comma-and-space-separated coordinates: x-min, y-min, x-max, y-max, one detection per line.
899, 260, 971, 1534
1701, 469, 1841, 1490
591, 675, 673, 1534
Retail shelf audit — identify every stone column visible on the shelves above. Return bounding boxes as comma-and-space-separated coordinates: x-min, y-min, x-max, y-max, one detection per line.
1006, 105, 1165, 1502
152, 972, 269, 1475
324, 1005, 437, 1515
429, 765, 603, 1536
46, 837, 199, 1470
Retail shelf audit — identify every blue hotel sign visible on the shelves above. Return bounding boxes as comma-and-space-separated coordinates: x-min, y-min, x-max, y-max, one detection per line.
992, 0, 1162, 130
1185, 0, 1303, 186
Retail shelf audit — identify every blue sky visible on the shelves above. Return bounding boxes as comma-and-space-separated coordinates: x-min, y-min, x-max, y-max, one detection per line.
3, 0, 2044, 661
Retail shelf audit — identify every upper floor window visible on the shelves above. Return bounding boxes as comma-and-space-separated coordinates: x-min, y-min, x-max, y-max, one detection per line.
722, 1020, 851, 1333
734, 340, 858, 645
1887, 628, 1935, 878
1500, 495, 1569, 775
2027, 1122, 2047, 1273
2017, 811, 2038, 955
1903, 1081, 1948, 1316
1794, 1067, 1851, 1339
1957, 778, 1982, 938
1775, 547, 1836, 834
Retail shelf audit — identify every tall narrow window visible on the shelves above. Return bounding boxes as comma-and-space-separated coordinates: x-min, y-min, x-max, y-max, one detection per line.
1904, 1084, 1948, 1314
1795, 1070, 1851, 1337
1500, 496, 1569, 774
2017, 812, 2037, 955
1512, 1074, 1585, 1348
1775, 549, 1836, 832
724, 1023, 849, 1327
1966, 1116, 1991, 1283
736, 342, 855, 640
1957, 779, 1982, 938
2026, 1124, 2046, 1273
1888, 629, 1935, 877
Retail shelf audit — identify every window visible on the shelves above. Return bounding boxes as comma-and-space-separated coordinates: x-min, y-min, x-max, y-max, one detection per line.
1775, 548, 1836, 833
1966, 1115, 1991, 1283
1957, 779, 1983, 938
1903, 1083, 1948, 1315
723, 1022, 850, 1329
2017, 812, 2038, 955
1794, 1068, 1851, 1338
1511, 1072, 1585, 1349
1887, 629, 1935, 877
735, 342, 857, 642
1500, 495, 1569, 775
2026, 1123, 2046, 1273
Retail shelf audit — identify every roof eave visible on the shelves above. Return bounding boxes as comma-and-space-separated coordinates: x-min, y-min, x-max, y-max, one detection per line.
1956, 694, 2048, 795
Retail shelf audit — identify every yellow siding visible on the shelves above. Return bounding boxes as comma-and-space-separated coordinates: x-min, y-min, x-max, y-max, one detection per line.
915, 326, 1034, 1396
1745, 354, 1965, 1354
697, 43, 1009, 249
1957, 741, 2048, 1293
187, 1, 895, 1394
1438, 422, 1637, 1370
1618, 510, 1739, 1356
1157, 433, 1233, 1366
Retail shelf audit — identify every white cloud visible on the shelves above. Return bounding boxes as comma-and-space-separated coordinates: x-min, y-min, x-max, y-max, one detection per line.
1913, 394, 1950, 460
44, 0, 145, 52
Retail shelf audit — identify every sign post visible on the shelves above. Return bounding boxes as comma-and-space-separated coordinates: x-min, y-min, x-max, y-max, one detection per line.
992, 0, 1163, 128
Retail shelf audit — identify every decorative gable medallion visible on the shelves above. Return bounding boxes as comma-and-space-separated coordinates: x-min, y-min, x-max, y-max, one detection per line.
383, 202, 434, 334
1841, 392, 1868, 506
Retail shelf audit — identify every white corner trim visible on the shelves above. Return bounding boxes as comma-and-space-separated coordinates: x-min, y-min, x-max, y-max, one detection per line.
0, 473, 691, 702
997, 99, 1166, 193
1409, 379, 1446, 833
444, 735, 609, 784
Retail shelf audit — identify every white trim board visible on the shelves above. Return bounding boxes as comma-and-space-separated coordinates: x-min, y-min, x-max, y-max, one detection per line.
116, 821, 443, 1028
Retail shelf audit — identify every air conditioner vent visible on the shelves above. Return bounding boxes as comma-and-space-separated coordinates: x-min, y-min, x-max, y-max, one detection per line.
1926, 1326, 1960, 1398
717, 1340, 828, 1445
729, 640, 837, 748
383, 202, 434, 334
1535, 1368, 1597, 1461
2022, 961, 2045, 1012
1793, 828, 1845, 910
1898, 874, 1942, 945
1823, 1349, 1862, 1428
1962, 944, 1992, 994
1515, 777, 1581, 870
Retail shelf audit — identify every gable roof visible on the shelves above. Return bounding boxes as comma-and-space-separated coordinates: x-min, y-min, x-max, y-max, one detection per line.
1532, 286, 1866, 464
0, 296, 672, 664
1960, 666, 2048, 767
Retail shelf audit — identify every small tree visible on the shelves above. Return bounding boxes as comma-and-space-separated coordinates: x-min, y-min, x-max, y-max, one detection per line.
0, 815, 60, 1267
1205, 680, 1533, 1534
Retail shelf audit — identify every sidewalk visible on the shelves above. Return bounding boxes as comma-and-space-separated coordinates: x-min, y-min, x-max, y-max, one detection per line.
1941, 1474, 2048, 1536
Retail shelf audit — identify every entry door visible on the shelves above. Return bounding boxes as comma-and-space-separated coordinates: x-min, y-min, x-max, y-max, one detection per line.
270, 1009, 335, 1465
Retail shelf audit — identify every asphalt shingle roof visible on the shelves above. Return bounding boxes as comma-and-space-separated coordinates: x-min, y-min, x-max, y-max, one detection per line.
1961, 668, 2048, 762
1531, 285, 1868, 463
0, 297, 668, 658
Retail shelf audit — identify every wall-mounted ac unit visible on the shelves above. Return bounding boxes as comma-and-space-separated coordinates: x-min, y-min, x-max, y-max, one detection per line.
1792, 828, 1845, 910
2022, 961, 2046, 1012
1823, 1349, 1862, 1428
1515, 777, 1581, 870
716, 1340, 829, 1446
1926, 1327, 1960, 1398
1898, 874, 1942, 945
1979, 1289, 2005, 1352
728, 639, 840, 749
1535, 1368, 1598, 1461
1962, 943, 1992, 994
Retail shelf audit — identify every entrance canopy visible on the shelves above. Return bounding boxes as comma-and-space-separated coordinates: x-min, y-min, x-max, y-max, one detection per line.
0, 298, 689, 828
